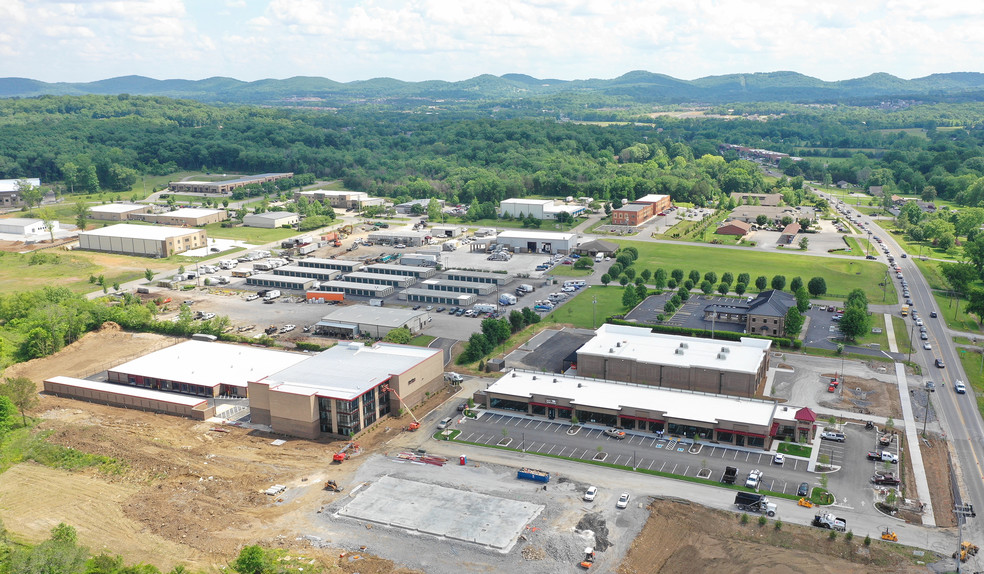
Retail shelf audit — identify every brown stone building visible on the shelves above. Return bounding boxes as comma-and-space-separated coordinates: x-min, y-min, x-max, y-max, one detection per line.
702, 290, 796, 337
611, 202, 654, 226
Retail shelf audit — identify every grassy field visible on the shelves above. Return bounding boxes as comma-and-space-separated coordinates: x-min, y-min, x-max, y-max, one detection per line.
841, 236, 865, 257
541, 285, 625, 328
956, 347, 984, 416
892, 315, 913, 355
0, 251, 145, 293
548, 266, 594, 277
885, 228, 957, 261
953, 336, 983, 346
202, 223, 298, 244
612, 240, 897, 302
931, 290, 981, 333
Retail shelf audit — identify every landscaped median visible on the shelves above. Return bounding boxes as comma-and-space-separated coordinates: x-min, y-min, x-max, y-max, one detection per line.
434, 421, 826, 505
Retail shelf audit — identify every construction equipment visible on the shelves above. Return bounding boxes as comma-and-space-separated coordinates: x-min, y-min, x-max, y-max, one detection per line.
324, 479, 343, 492
812, 512, 847, 532
954, 541, 979, 561
579, 548, 595, 569
881, 528, 898, 542
798, 497, 814, 508
332, 441, 359, 463
381, 384, 422, 432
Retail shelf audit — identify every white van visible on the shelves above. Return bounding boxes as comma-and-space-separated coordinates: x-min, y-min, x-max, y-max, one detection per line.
263, 290, 281, 301
595, 253, 604, 263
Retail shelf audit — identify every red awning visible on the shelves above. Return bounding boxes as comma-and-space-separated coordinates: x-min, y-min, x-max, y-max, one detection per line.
769, 422, 780, 436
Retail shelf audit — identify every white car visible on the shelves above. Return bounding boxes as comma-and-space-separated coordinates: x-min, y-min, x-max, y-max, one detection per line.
923, 342, 932, 350
394, 243, 407, 249
745, 469, 762, 488
773, 453, 785, 465
955, 381, 967, 394
281, 324, 296, 333
583, 486, 598, 502
245, 294, 259, 301
616, 492, 630, 509
202, 312, 216, 320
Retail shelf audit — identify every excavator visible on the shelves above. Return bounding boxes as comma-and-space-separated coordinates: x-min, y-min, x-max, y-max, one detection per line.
381, 384, 421, 432
954, 541, 979, 562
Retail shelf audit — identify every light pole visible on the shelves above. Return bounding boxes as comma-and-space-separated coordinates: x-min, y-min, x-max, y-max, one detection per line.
907, 323, 915, 363
592, 296, 597, 329
922, 387, 932, 437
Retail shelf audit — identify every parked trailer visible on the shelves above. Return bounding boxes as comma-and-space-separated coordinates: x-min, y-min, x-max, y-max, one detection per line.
734, 492, 776, 516
517, 468, 550, 483
232, 269, 253, 278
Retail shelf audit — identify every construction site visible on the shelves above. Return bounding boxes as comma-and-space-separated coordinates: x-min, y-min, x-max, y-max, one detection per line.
0, 324, 947, 573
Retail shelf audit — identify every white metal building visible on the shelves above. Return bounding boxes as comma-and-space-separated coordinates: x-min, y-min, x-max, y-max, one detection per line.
499, 198, 584, 220
79, 224, 207, 257
494, 230, 578, 254
243, 211, 300, 228
314, 305, 430, 338
89, 203, 152, 221
0, 217, 58, 236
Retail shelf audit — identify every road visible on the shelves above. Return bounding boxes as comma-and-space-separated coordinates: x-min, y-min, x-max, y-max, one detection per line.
824, 191, 984, 540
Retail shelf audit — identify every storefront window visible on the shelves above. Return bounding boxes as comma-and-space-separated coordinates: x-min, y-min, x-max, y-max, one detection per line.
746, 435, 765, 448
716, 431, 734, 443
575, 410, 617, 427
489, 397, 528, 412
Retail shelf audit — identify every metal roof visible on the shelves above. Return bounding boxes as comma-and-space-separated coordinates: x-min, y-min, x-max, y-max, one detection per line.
45, 376, 208, 407
160, 208, 223, 218
89, 203, 147, 213
496, 229, 577, 241
322, 305, 428, 328
81, 223, 203, 240
245, 211, 298, 220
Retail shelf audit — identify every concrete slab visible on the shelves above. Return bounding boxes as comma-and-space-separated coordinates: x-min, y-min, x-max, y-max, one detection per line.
337, 475, 544, 551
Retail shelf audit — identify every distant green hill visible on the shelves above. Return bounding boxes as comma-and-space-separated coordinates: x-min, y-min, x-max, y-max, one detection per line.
3, 70, 984, 105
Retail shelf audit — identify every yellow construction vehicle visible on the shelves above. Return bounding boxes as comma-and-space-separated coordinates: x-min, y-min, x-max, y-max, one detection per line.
881, 528, 898, 542
798, 498, 814, 508
954, 541, 979, 562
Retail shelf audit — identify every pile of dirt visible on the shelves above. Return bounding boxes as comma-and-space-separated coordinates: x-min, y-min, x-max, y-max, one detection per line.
521, 545, 546, 560
818, 374, 901, 418
618, 498, 933, 574
576, 512, 612, 551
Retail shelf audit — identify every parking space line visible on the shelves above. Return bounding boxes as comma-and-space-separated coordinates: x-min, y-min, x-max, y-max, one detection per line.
671, 464, 678, 474
546, 445, 556, 455
523, 419, 534, 428
613, 456, 622, 465
659, 462, 666, 472
683, 465, 689, 476
732, 451, 738, 460
648, 460, 655, 470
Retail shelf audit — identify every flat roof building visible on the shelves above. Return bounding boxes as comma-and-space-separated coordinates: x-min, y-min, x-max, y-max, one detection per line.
243, 211, 299, 228
498, 198, 585, 220
314, 305, 430, 338
314, 281, 396, 298
44, 376, 215, 420
0, 217, 58, 236
342, 271, 417, 288
272, 265, 341, 282
395, 198, 444, 214
576, 324, 771, 398
419, 279, 496, 295
170, 173, 293, 194
611, 202, 654, 227
364, 263, 438, 279
297, 258, 363, 273
78, 223, 207, 257
245, 273, 317, 291
442, 270, 511, 285
106, 340, 308, 397
299, 190, 385, 210
89, 203, 152, 221
139, 208, 226, 227
399, 288, 477, 306
368, 229, 428, 247
249, 342, 444, 438
632, 194, 672, 212
495, 230, 578, 254
476, 369, 811, 450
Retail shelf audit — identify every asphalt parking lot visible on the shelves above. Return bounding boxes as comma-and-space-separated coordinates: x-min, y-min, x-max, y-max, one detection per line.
662, 294, 747, 333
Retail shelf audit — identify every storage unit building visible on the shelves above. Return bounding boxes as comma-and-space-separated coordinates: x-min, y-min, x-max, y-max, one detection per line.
297, 258, 363, 273
442, 270, 511, 285
367, 229, 428, 247
314, 305, 430, 338
78, 224, 206, 257
419, 279, 496, 295
44, 376, 216, 420
243, 211, 299, 228
314, 281, 395, 298
89, 203, 152, 221
245, 273, 317, 291
170, 173, 293, 194
342, 271, 416, 288
364, 263, 438, 279
494, 230, 578, 254
0, 217, 57, 236
272, 265, 341, 282
398, 288, 477, 306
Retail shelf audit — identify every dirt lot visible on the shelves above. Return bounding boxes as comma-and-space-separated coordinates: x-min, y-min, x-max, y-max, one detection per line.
0, 326, 943, 572
819, 373, 903, 419
618, 498, 931, 574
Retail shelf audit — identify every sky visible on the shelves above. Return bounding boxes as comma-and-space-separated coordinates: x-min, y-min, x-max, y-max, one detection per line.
2, 0, 982, 84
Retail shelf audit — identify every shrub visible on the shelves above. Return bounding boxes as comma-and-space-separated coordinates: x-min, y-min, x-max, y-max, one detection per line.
845, 530, 853, 541
828, 530, 837, 540
863, 534, 871, 546
774, 519, 783, 530
740, 513, 749, 525
758, 515, 768, 526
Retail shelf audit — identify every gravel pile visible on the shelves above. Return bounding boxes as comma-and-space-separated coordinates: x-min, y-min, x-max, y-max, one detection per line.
575, 512, 612, 551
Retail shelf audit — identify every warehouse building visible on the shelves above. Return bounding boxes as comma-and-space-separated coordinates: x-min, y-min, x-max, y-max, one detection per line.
495, 230, 578, 254
498, 198, 584, 220
314, 305, 430, 338
395, 198, 444, 214
297, 258, 362, 273
170, 173, 293, 194
105, 340, 308, 397
298, 190, 385, 210
399, 288, 477, 306
419, 278, 496, 295
272, 265, 341, 282
0, 217, 58, 236
314, 281, 395, 298
249, 342, 444, 438
429, 225, 463, 238
78, 224, 207, 257
342, 272, 417, 288
633, 194, 672, 212
44, 376, 216, 420
89, 203, 152, 221
245, 274, 317, 291
139, 208, 226, 227
243, 211, 299, 228
575, 324, 771, 398
0, 178, 41, 208
475, 370, 816, 451
368, 229, 428, 247
364, 263, 438, 279
442, 270, 510, 285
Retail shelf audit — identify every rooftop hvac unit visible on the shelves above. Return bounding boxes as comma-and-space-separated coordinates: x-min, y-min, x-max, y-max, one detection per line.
720, 347, 730, 353
553, 378, 559, 383
717, 353, 727, 360
675, 348, 685, 355
609, 348, 615, 353
616, 341, 621, 347
679, 342, 688, 349
532, 376, 537, 380
512, 372, 517, 377
577, 383, 582, 388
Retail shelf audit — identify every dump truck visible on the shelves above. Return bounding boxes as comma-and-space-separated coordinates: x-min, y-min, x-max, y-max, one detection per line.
721, 466, 738, 484
812, 512, 847, 532
734, 492, 776, 516
517, 468, 550, 483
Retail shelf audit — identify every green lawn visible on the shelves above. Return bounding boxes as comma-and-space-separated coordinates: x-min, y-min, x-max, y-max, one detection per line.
0, 251, 145, 294
886, 228, 958, 261
202, 223, 299, 244
541, 285, 626, 328
854, 322, 891, 351
841, 236, 865, 257
956, 348, 984, 417
548, 266, 594, 277
776, 442, 812, 457
612, 240, 897, 302
953, 336, 983, 346
893, 315, 913, 355
913, 257, 946, 290
931, 290, 981, 333
409, 335, 436, 346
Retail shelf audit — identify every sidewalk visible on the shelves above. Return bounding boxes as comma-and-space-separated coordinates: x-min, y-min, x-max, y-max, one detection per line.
895, 361, 936, 526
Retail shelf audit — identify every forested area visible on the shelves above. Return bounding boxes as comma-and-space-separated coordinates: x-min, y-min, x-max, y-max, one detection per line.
3, 95, 984, 209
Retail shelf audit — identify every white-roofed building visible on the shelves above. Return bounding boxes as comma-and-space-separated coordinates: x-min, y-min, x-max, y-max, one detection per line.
140, 207, 226, 226
89, 203, 152, 221
249, 342, 444, 438
576, 324, 771, 398
44, 376, 216, 420
243, 211, 299, 228
314, 305, 429, 338
107, 340, 308, 397
499, 198, 585, 220
0, 217, 58, 236
78, 223, 207, 257
477, 369, 817, 450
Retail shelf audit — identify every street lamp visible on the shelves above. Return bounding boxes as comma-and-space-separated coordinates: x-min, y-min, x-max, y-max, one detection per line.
592, 296, 598, 330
